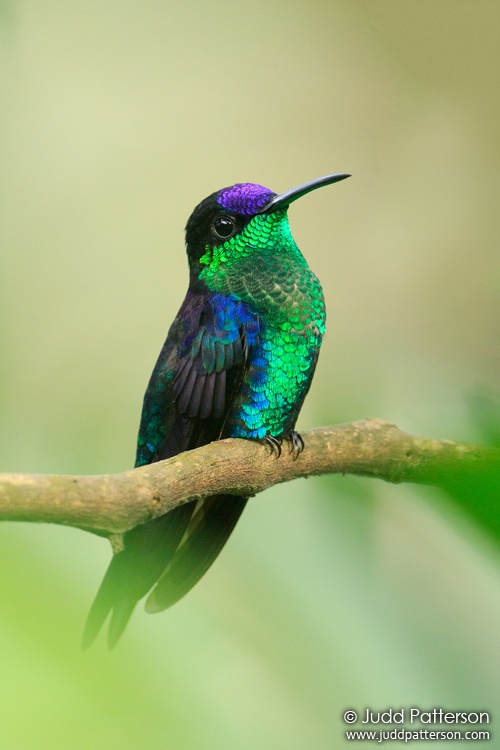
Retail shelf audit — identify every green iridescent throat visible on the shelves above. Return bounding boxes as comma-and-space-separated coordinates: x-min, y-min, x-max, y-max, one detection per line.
200, 210, 326, 440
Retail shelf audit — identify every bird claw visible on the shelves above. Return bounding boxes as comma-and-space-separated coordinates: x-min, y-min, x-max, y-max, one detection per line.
262, 431, 304, 460
262, 434, 282, 458
288, 430, 304, 460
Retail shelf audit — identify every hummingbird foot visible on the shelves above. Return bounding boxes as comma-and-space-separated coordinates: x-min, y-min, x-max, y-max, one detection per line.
261, 431, 304, 460
262, 434, 283, 458
287, 430, 304, 460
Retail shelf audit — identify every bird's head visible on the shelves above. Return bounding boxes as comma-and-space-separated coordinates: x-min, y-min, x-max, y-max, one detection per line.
184, 174, 350, 288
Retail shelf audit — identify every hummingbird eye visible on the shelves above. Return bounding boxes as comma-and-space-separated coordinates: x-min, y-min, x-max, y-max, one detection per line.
212, 215, 236, 240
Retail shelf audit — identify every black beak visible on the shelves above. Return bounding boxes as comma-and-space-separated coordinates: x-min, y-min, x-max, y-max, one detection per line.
258, 173, 351, 214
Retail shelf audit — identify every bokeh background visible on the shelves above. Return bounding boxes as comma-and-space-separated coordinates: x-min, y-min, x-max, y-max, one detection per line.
0, 1, 499, 747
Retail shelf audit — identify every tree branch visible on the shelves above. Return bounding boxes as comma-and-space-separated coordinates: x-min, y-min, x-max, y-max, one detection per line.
0, 419, 498, 536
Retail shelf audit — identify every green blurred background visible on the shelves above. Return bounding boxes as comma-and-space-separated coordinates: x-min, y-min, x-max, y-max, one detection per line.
1, 1, 499, 747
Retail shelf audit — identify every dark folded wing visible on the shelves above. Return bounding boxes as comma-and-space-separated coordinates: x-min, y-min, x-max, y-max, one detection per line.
83, 292, 256, 648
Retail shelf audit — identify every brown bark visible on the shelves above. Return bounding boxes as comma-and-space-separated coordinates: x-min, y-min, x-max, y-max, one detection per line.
0, 419, 498, 535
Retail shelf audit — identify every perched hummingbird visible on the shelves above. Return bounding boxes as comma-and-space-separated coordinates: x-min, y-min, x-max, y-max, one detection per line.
83, 173, 350, 648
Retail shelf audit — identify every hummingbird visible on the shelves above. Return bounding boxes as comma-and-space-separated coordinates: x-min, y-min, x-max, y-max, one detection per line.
83, 173, 350, 648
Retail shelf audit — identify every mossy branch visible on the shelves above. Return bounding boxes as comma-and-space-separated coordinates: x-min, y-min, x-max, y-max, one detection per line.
0, 419, 498, 536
